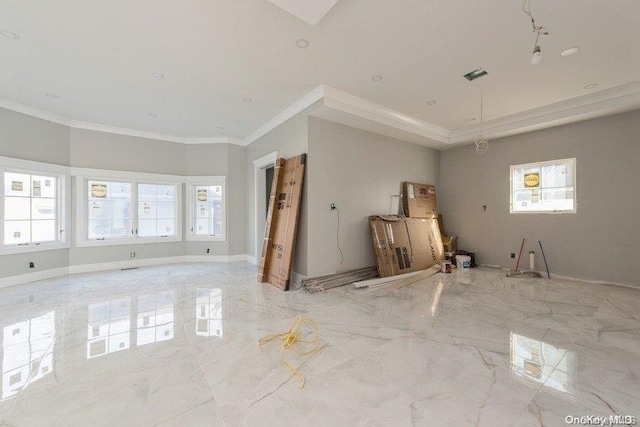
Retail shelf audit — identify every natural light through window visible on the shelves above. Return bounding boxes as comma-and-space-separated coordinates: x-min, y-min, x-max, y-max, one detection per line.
137, 183, 176, 238
87, 180, 132, 240
4, 172, 59, 245
186, 177, 226, 241
510, 158, 576, 213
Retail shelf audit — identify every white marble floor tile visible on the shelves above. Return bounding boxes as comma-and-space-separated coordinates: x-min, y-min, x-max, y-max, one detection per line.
0, 264, 638, 426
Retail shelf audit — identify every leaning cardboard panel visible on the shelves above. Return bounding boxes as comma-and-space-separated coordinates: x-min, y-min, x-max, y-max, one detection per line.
260, 154, 306, 291
369, 215, 444, 278
258, 158, 286, 282
402, 182, 437, 217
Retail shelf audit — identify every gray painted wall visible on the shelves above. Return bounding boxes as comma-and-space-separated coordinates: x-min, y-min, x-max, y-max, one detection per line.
245, 109, 310, 275
0, 108, 71, 278
439, 110, 640, 287
0, 108, 71, 166
70, 128, 187, 175
307, 118, 440, 277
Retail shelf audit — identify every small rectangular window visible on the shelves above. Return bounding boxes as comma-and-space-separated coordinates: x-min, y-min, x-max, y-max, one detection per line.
4, 172, 59, 245
510, 158, 576, 213
186, 177, 226, 241
137, 183, 176, 238
87, 180, 132, 240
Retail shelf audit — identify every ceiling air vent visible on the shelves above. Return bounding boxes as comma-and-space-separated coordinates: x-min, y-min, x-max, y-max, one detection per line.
463, 69, 488, 81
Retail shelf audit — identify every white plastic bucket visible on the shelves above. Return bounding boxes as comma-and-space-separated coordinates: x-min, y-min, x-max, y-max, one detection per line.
456, 255, 471, 270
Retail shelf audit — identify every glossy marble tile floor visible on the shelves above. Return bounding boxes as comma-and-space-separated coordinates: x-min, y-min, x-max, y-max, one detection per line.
0, 263, 638, 427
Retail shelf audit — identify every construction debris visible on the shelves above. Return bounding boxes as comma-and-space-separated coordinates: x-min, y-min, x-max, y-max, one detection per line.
384, 264, 442, 293
302, 267, 378, 293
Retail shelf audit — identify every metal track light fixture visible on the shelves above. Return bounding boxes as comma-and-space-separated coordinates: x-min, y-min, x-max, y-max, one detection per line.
522, 0, 549, 65
475, 88, 489, 154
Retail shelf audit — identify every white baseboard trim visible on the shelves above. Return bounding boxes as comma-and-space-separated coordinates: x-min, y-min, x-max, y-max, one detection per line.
186, 254, 249, 263
0, 255, 257, 289
245, 255, 257, 265
0, 267, 70, 289
478, 264, 638, 289
69, 256, 188, 274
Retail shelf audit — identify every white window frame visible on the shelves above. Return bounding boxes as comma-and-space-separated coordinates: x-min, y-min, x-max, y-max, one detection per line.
186, 176, 227, 242
0, 156, 71, 255
73, 168, 183, 247
510, 158, 577, 214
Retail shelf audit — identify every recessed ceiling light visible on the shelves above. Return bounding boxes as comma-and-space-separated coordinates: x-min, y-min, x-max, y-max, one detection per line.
463, 68, 488, 81
561, 47, 579, 57
371, 75, 383, 82
295, 39, 310, 48
0, 30, 21, 40
466, 118, 476, 123
45, 93, 59, 99
243, 98, 253, 103
147, 112, 158, 118
151, 72, 165, 79
427, 100, 437, 106
584, 83, 599, 90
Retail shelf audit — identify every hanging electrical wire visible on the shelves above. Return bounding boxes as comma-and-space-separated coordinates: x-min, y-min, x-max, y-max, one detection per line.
475, 87, 489, 154
522, 0, 549, 65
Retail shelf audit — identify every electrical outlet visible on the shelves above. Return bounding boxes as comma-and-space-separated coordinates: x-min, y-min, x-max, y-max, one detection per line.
206, 248, 210, 254
29, 262, 35, 269
510, 253, 516, 259
330, 203, 336, 210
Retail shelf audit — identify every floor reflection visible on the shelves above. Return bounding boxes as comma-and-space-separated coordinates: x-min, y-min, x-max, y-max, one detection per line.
196, 289, 222, 338
87, 298, 131, 359
137, 292, 174, 347
510, 332, 576, 399
2, 311, 55, 401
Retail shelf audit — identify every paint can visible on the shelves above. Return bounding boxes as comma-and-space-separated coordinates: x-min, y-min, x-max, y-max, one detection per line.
440, 260, 452, 273
456, 255, 471, 270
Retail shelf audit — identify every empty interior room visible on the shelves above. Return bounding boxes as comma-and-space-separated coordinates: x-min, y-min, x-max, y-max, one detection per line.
1, 1, 639, 426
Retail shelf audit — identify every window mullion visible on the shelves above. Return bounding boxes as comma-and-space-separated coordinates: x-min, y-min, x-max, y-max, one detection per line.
132, 180, 138, 239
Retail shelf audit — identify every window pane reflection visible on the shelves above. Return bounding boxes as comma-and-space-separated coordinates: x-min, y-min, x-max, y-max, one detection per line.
510, 333, 576, 399
87, 299, 131, 359
196, 289, 222, 338
2, 311, 55, 401
137, 292, 174, 346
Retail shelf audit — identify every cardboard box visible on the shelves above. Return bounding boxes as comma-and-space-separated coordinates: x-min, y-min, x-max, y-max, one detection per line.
369, 215, 444, 278
258, 154, 306, 290
442, 236, 457, 253
403, 182, 437, 218
436, 214, 457, 252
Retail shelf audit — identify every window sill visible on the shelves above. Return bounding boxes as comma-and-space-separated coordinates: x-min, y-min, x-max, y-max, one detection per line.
1, 242, 71, 255
76, 236, 183, 248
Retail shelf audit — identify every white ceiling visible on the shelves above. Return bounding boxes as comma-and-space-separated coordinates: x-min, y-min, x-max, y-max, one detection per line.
1, 0, 640, 146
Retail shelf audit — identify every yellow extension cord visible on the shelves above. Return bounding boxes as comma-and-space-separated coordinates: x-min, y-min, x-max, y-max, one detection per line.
258, 315, 321, 389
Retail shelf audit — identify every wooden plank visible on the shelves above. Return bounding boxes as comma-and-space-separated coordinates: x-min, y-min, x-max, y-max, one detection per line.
265, 154, 306, 290
258, 158, 285, 282
302, 267, 378, 293
353, 270, 420, 288
384, 265, 441, 293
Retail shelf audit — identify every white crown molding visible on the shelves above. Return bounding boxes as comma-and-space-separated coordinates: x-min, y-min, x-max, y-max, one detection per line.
4, 80, 640, 150
0, 98, 72, 126
321, 85, 450, 143
449, 80, 640, 144
243, 85, 325, 145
